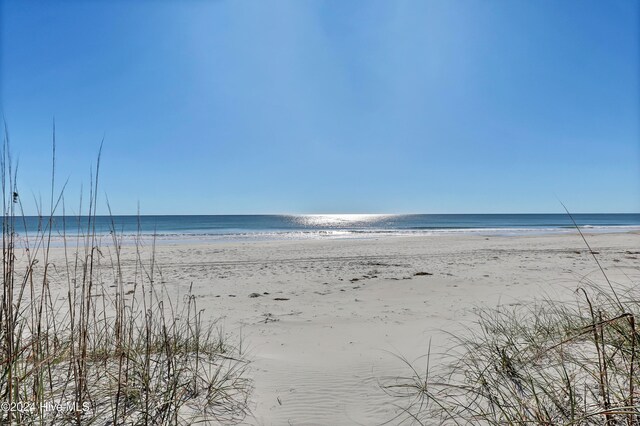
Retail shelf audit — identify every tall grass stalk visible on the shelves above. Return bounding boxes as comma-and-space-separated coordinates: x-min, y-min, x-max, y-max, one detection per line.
0, 129, 251, 425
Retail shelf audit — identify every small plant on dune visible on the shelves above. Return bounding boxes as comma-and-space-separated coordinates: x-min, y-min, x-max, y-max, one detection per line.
0, 127, 251, 425
383, 220, 639, 425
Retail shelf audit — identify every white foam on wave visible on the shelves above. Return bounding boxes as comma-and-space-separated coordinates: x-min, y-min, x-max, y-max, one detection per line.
15, 225, 640, 247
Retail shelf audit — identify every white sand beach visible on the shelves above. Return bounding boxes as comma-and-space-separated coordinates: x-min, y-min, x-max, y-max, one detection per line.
41, 231, 638, 425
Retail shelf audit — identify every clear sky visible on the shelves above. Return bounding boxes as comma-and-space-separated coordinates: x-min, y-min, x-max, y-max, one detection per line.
1, 0, 639, 215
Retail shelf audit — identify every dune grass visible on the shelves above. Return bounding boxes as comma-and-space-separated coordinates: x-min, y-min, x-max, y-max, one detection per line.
0, 131, 251, 424
383, 243, 639, 425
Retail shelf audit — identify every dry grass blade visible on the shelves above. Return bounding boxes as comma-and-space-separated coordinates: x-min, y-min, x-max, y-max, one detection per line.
0, 127, 252, 425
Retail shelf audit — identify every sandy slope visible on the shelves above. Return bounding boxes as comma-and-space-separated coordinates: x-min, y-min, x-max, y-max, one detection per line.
46, 231, 640, 425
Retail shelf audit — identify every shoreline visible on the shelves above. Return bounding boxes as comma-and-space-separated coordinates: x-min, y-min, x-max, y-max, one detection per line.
16, 226, 640, 248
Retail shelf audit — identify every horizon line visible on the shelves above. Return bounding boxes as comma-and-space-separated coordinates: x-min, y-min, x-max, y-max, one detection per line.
15, 212, 640, 217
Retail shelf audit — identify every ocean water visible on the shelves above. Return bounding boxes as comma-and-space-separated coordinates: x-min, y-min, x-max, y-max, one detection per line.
11, 213, 640, 243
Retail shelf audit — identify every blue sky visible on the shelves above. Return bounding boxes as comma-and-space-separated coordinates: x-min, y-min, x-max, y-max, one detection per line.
1, 0, 639, 214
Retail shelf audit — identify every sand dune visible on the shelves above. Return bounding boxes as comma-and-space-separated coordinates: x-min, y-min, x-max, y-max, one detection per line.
43, 231, 640, 424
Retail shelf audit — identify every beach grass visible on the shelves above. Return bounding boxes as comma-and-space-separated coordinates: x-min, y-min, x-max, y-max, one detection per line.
383, 247, 640, 424
0, 132, 251, 425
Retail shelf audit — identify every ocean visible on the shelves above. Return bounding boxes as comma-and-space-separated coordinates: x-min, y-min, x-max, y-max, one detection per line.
11, 213, 640, 243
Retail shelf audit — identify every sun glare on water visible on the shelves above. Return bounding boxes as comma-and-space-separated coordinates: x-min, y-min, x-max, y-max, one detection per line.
293, 214, 393, 228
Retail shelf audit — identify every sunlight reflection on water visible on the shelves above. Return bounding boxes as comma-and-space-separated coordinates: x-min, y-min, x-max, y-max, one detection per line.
291, 214, 395, 228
